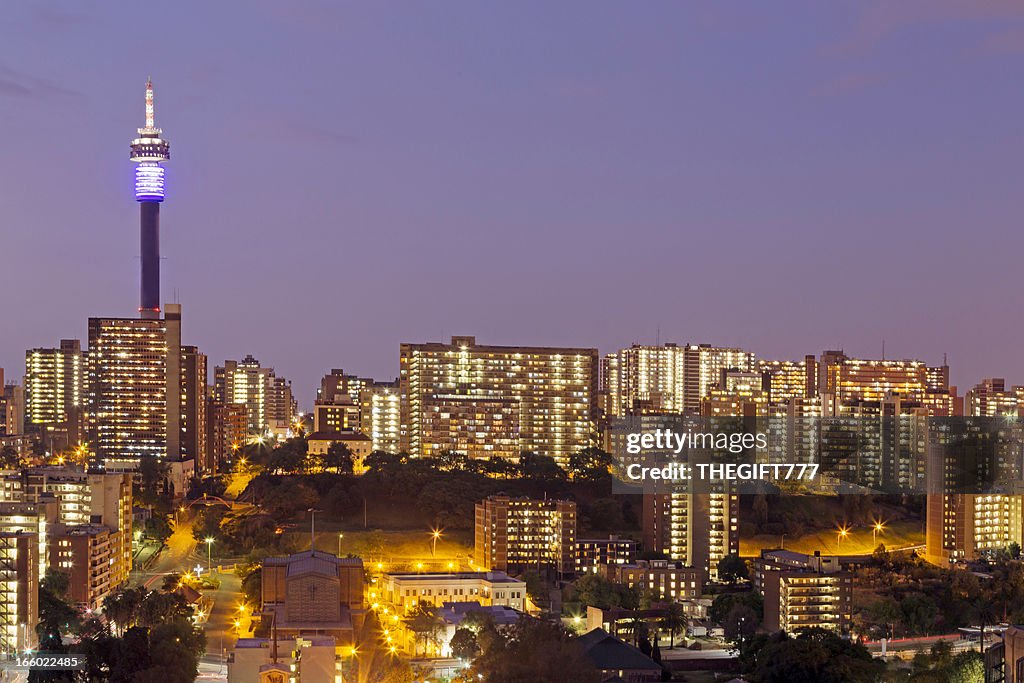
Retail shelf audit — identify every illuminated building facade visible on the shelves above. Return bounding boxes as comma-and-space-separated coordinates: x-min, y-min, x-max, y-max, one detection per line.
48, 524, 115, 609
576, 535, 639, 574
753, 550, 852, 635
474, 495, 576, 575
313, 397, 360, 433
87, 314, 176, 465
819, 351, 949, 404
0, 531, 38, 656
207, 401, 248, 470
24, 339, 85, 436
379, 570, 527, 614
757, 356, 817, 402
359, 381, 401, 454
214, 355, 296, 436
602, 343, 756, 417
601, 559, 702, 600
400, 336, 598, 464
20, 468, 133, 594
965, 378, 1022, 417
926, 419, 1024, 563
179, 345, 209, 471
642, 484, 738, 582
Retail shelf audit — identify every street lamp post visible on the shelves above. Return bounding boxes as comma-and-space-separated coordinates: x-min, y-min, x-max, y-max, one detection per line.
836, 526, 849, 551
431, 528, 442, 558
205, 537, 214, 572
873, 520, 886, 547
338, 533, 344, 557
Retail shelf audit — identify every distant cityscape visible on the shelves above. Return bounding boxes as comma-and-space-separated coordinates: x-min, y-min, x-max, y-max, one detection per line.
1, 81, 1019, 683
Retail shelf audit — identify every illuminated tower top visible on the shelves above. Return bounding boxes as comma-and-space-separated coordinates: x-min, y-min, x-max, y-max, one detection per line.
129, 78, 170, 164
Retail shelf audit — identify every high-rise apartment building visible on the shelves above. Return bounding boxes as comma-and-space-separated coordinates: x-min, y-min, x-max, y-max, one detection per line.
475, 495, 576, 575
642, 482, 738, 582
965, 378, 1022, 417
87, 313, 177, 466
602, 343, 755, 417
24, 339, 85, 438
753, 550, 852, 635
19, 468, 133, 600
819, 351, 948, 404
180, 345, 209, 471
0, 531, 38, 656
215, 355, 296, 436
401, 336, 598, 464
926, 419, 1024, 563
207, 400, 248, 471
757, 357, 817, 402
359, 381, 401, 454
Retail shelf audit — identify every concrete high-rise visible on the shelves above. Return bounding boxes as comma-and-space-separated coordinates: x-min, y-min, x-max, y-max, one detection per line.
400, 336, 598, 465
602, 343, 756, 417
25, 339, 85, 439
214, 356, 296, 437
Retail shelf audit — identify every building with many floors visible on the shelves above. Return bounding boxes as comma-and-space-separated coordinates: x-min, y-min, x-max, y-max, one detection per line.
475, 494, 576, 575
400, 336, 598, 465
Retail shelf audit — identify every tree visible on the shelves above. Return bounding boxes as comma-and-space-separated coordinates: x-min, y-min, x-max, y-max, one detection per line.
0, 445, 21, 469
574, 573, 637, 610
519, 451, 567, 480
717, 554, 749, 584
324, 442, 355, 474
469, 618, 600, 683
567, 447, 614, 482
740, 628, 883, 683
37, 570, 80, 645
722, 604, 758, 645
900, 593, 938, 636
659, 601, 686, 649
450, 627, 480, 660
946, 651, 984, 683
710, 591, 762, 628
404, 605, 444, 656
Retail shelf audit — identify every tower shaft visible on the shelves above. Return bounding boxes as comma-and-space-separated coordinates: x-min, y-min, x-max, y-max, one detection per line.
139, 202, 161, 318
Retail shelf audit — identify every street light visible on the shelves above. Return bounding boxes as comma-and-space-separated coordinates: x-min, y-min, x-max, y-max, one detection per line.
205, 537, 214, 572
836, 525, 849, 550
431, 528, 443, 558
338, 533, 344, 557
873, 520, 886, 547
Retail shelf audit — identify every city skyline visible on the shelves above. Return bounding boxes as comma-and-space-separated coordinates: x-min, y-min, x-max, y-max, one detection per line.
3, 2, 1024, 401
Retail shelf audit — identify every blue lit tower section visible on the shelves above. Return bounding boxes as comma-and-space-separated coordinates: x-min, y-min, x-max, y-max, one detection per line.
129, 78, 170, 319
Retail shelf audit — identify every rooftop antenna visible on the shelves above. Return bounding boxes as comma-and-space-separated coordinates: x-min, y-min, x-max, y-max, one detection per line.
881, 339, 886, 361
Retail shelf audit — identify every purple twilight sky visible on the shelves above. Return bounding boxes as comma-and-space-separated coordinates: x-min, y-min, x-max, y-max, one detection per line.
1, 1, 1023, 407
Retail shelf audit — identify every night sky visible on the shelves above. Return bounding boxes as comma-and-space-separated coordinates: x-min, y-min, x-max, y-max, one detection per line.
2, 2, 1022, 407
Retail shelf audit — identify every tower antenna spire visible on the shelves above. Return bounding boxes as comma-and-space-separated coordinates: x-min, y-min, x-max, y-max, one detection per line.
145, 77, 155, 130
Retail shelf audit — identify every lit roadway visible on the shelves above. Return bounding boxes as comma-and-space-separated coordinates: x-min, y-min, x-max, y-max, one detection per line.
138, 512, 197, 589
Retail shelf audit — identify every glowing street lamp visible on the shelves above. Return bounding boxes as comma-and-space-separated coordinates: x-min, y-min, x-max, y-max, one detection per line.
872, 520, 886, 547
431, 528, 443, 558
836, 525, 849, 549
205, 537, 214, 572
338, 533, 344, 556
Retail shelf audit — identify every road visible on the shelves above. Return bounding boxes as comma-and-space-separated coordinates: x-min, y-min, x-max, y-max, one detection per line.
136, 511, 198, 589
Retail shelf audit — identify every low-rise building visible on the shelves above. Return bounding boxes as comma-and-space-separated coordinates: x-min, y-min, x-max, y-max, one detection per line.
306, 431, 373, 471
576, 535, 638, 574
602, 559, 703, 601
261, 550, 364, 644
379, 571, 527, 614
